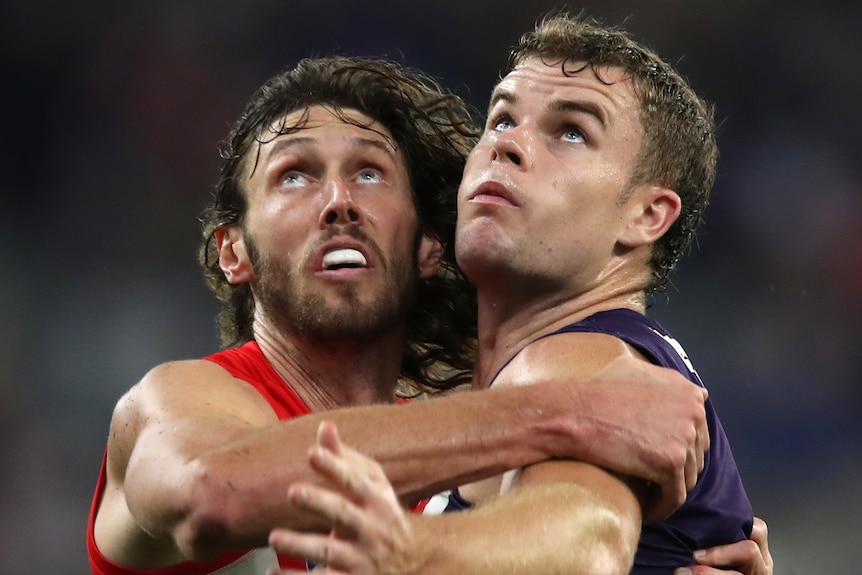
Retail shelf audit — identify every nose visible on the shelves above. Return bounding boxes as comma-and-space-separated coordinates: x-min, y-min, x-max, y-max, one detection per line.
489, 126, 531, 169
319, 176, 363, 228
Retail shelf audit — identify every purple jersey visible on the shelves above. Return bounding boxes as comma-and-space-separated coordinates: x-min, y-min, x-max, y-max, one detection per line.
549, 309, 753, 573
420, 308, 752, 573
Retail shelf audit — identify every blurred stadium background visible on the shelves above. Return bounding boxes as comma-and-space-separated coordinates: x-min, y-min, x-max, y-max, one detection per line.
2, 1, 860, 573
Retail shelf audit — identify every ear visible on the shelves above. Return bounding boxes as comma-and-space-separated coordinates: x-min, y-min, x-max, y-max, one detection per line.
618, 186, 682, 248
215, 226, 255, 284
416, 233, 443, 279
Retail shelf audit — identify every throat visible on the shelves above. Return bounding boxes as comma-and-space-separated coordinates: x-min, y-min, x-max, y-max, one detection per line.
255, 327, 401, 410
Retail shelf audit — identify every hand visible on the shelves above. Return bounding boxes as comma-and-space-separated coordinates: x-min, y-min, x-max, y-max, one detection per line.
673, 517, 773, 575
268, 421, 421, 575
574, 355, 710, 520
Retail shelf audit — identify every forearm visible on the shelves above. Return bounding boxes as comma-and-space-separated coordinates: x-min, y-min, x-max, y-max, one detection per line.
414, 481, 640, 575
180, 353, 709, 545
180, 383, 574, 547
265, 423, 642, 575
325, 384, 577, 500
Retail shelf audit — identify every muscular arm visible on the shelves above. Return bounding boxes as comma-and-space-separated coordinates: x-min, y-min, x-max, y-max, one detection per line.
413, 334, 648, 574
269, 336, 651, 575
97, 359, 573, 565
414, 462, 641, 575
269, 421, 641, 575
381, 334, 656, 573
95, 351, 705, 566
269, 425, 767, 575
379, 469, 641, 575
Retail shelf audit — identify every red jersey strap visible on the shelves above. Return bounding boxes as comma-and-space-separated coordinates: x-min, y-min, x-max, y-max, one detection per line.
204, 340, 312, 418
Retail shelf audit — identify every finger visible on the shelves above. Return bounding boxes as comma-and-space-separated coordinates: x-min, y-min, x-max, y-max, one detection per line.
308, 435, 390, 505
685, 436, 699, 493
315, 421, 386, 484
670, 386, 709, 505
316, 420, 343, 455
750, 517, 767, 545
269, 528, 358, 571
686, 387, 709, 492
696, 388, 709, 470
308, 444, 381, 503
700, 389, 710, 449
311, 421, 367, 495
288, 483, 364, 535
750, 517, 773, 574
653, 479, 685, 522
691, 539, 764, 575
674, 568, 741, 575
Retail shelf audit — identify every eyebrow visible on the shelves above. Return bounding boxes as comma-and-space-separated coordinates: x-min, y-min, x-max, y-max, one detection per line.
548, 98, 608, 128
488, 87, 609, 128
487, 88, 516, 114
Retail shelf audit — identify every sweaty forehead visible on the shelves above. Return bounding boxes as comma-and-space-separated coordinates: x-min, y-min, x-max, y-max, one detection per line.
242, 105, 402, 180
264, 105, 397, 148
491, 57, 636, 112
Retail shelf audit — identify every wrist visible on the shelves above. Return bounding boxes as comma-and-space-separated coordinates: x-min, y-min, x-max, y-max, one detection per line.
526, 380, 589, 462
404, 514, 444, 575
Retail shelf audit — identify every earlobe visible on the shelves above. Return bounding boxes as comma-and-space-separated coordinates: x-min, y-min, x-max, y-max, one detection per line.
619, 187, 682, 248
216, 226, 255, 284
417, 234, 444, 279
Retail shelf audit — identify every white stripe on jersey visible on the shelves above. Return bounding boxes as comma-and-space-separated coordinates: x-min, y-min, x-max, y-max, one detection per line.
209, 547, 279, 574
420, 490, 454, 515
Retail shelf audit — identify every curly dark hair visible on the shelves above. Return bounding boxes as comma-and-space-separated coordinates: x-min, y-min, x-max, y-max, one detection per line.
199, 56, 480, 393
507, 13, 718, 294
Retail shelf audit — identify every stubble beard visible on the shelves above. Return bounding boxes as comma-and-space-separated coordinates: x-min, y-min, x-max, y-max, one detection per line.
248, 231, 419, 342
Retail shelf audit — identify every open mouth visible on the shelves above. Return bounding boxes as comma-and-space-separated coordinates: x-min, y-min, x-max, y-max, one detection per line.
322, 248, 368, 270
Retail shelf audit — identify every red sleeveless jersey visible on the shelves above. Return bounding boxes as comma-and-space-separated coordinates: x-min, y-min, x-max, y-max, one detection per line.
87, 341, 312, 575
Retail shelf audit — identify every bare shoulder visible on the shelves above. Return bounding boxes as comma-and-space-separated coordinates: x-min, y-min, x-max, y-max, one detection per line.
497, 331, 641, 387
101, 356, 278, 492
95, 358, 278, 564
109, 359, 275, 450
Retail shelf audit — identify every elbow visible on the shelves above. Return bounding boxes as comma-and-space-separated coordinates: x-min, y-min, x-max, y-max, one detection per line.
173, 506, 233, 562
594, 538, 638, 575
588, 508, 641, 575
127, 457, 247, 561
172, 458, 249, 561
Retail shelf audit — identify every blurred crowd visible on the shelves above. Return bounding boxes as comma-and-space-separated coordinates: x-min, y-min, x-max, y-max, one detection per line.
2, 1, 860, 573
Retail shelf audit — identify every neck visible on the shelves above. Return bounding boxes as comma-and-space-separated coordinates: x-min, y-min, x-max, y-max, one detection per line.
252, 317, 405, 411
472, 272, 647, 390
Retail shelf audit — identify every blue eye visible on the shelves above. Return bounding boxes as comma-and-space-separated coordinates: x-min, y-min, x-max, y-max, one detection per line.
280, 172, 308, 187
562, 128, 585, 144
491, 115, 514, 132
357, 169, 382, 184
